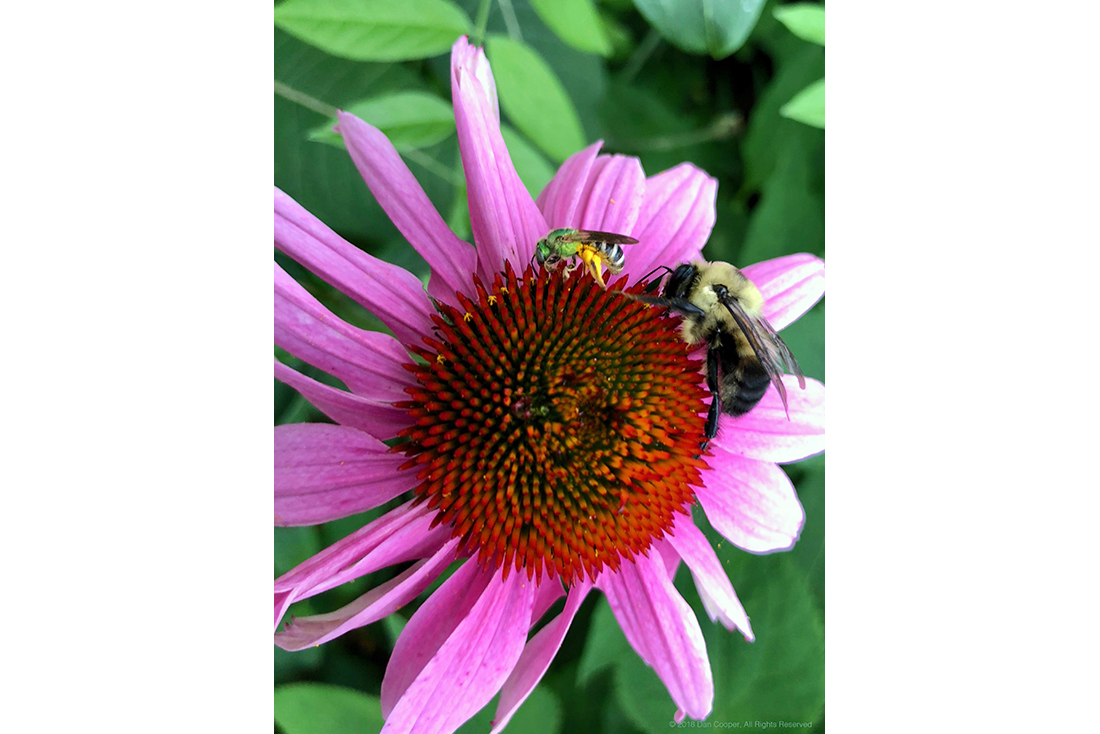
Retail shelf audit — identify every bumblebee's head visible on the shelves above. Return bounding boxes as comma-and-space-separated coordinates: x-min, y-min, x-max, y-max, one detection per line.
664, 263, 699, 299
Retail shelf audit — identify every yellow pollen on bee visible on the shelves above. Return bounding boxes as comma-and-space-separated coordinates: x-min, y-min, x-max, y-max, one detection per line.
578, 249, 607, 287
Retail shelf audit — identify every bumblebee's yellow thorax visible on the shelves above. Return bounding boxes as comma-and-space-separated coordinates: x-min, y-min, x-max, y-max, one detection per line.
695, 262, 764, 317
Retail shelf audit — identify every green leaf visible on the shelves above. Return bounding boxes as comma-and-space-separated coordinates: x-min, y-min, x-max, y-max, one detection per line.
704, 553, 825, 726
789, 454, 825, 613
308, 91, 455, 151
774, 3, 825, 46
274, 644, 324, 683
576, 598, 630, 687
780, 78, 825, 128
274, 28, 436, 245
501, 125, 556, 198
738, 134, 824, 266
529, 0, 612, 56
631, 0, 767, 58
273, 683, 385, 734
499, 685, 564, 734
741, 43, 825, 191
274, 0, 472, 62
487, 35, 587, 163
274, 526, 322, 576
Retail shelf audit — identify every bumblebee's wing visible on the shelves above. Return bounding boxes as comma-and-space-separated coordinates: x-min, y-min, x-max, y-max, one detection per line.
561, 229, 639, 246
755, 316, 806, 389
719, 296, 805, 417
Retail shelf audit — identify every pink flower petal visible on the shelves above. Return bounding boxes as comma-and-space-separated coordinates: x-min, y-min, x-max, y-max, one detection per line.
574, 155, 645, 234
451, 37, 547, 277
275, 539, 460, 651
273, 423, 418, 526
597, 552, 713, 721
667, 514, 754, 640
275, 262, 414, 402
741, 253, 825, 331
696, 451, 805, 554
651, 536, 682, 579
530, 576, 567, 626
381, 563, 538, 734
624, 163, 718, 280
274, 360, 411, 442
491, 581, 591, 734
714, 375, 825, 464
536, 141, 601, 225
337, 111, 478, 306
274, 499, 451, 628
536, 148, 645, 238
274, 186, 435, 346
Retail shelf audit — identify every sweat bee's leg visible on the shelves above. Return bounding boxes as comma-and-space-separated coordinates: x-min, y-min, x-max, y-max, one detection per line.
703, 342, 722, 448
579, 249, 607, 288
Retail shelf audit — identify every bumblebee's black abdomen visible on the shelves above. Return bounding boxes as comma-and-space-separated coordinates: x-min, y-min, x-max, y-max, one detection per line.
723, 359, 770, 416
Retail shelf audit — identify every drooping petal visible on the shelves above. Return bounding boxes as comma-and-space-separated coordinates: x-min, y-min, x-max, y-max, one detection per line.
696, 451, 806, 554
276, 539, 460, 651
381, 562, 538, 734
274, 360, 410, 442
714, 375, 825, 464
597, 552, 714, 721
536, 141, 601, 226
274, 186, 435, 346
337, 111, 478, 306
741, 253, 825, 331
275, 262, 414, 403
451, 37, 547, 276
666, 514, 754, 640
491, 581, 591, 734
274, 499, 451, 628
624, 163, 718, 280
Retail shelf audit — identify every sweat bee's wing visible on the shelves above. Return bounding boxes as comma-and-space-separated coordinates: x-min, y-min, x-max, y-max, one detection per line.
561, 229, 639, 246
717, 295, 805, 417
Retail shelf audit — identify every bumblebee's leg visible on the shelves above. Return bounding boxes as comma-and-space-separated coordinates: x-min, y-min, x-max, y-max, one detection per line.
703, 341, 722, 447
630, 294, 707, 319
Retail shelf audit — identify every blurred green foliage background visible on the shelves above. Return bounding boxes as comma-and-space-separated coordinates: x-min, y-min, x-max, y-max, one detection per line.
275, 0, 825, 732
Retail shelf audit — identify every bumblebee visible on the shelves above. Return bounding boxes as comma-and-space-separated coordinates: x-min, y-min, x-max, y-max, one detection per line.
533, 228, 638, 287
632, 261, 806, 445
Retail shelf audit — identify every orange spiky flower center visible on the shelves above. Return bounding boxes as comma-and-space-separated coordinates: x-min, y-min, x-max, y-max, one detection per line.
397, 263, 708, 584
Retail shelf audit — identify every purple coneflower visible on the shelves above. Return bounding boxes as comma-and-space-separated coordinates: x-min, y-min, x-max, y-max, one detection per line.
275, 36, 824, 734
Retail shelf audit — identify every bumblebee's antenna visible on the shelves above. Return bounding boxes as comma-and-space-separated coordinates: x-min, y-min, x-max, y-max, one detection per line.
637, 264, 674, 294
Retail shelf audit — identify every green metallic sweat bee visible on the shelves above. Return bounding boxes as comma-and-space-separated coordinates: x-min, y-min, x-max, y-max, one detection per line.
533, 228, 639, 287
